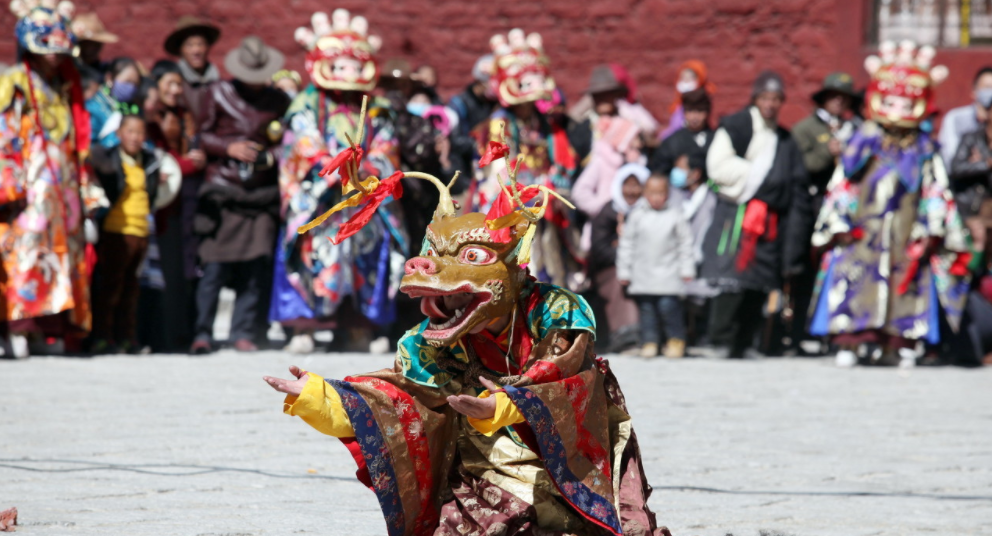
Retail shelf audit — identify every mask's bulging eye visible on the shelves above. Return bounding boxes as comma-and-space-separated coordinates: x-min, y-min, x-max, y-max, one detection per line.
458, 246, 496, 265
425, 246, 437, 257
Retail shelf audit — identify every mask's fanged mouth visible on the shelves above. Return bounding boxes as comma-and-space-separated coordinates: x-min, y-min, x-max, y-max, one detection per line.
403, 284, 492, 339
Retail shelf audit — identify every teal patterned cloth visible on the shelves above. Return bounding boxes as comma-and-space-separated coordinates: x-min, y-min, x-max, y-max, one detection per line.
397, 280, 596, 388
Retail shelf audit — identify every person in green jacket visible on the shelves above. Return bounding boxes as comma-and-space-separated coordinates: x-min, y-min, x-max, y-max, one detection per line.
792, 72, 860, 206
788, 73, 860, 355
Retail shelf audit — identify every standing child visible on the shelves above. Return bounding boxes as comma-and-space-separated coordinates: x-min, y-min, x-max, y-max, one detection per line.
588, 163, 650, 352
90, 113, 180, 353
672, 152, 719, 345
617, 174, 696, 358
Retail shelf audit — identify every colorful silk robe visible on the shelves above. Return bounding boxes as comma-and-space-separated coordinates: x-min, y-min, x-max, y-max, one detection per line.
271, 86, 406, 326
0, 64, 93, 330
313, 281, 665, 535
809, 123, 972, 342
475, 110, 582, 288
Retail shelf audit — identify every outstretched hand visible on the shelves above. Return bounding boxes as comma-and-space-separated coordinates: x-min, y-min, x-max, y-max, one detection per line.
446, 376, 501, 420
263, 366, 310, 397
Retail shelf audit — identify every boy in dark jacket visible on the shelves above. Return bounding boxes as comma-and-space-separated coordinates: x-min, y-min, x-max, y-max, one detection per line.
90, 114, 179, 352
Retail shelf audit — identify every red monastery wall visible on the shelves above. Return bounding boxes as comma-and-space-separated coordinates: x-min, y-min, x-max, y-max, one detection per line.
0, 0, 988, 127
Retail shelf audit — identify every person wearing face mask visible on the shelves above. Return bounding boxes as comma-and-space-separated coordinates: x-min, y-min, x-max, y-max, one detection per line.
670, 152, 718, 347
701, 70, 814, 359
659, 60, 716, 141
947, 90, 992, 367
950, 87, 992, 256
939, 66, 992, 166
86, 56, 141, 148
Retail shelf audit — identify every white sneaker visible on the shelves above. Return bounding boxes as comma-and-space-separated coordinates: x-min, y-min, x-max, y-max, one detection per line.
368, 336, 390, 354
898, 348, 917, 369
285, 333, 315, 354
835, 349, 857, 368
9, 334, 29, 360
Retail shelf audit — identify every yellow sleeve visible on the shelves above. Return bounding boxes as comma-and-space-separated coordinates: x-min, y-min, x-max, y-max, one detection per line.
283, 373, 355, 438
467, 391, 525, 437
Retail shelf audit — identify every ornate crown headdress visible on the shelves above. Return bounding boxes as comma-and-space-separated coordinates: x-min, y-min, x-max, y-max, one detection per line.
10, 0, 76, 56
297, 97, 570, 264
863, 40, 949, 129
489, 28, 555, 107
294, 9, 381, 92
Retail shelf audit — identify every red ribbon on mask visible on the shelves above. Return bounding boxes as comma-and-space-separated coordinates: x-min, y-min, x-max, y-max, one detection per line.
329, 171, 404, 245
484, 183, 540, 243
478, 141, 510, 168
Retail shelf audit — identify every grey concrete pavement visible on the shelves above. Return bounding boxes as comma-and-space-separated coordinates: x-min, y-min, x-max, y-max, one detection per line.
2, 352, 991, 536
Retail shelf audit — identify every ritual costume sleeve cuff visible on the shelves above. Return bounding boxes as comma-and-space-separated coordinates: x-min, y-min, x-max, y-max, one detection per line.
283, 373, 355, 438
468, 391, 525, 437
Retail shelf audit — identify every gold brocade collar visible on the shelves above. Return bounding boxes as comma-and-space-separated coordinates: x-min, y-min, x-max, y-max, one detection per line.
880, 128, 919, 150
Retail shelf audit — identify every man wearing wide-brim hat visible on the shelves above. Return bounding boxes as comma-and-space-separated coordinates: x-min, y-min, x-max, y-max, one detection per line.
191, 36, 289, 355
568, 64, 658, 173
792, 72, 860, 201
164, 16, 220, 85
72, 12, 118, 75
164, 15, 221, 117
787, 72, 860, 357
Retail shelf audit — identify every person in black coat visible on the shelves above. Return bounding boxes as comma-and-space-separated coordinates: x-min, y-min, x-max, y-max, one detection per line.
949, 93, 992, 254
701, 71, 814, 358
650, 89, 714, 175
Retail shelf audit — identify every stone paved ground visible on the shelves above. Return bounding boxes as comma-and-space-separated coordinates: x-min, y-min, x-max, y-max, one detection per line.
2, 352, 991, 536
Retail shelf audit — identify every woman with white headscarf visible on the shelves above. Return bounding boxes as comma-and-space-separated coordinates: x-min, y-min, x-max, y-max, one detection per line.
588, 163, 650, 352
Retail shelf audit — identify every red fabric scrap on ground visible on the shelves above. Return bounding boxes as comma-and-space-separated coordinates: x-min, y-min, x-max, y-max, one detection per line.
0, 507, 17, 532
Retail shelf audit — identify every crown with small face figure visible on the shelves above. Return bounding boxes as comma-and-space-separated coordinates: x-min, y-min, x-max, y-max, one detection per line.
863, 40, 949, 129
489, 28, 555, 107
11, 0, 76, 55
293, 9, 381, 92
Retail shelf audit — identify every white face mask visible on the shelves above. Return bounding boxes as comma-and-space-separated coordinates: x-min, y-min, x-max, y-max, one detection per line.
676, 80, 699, 94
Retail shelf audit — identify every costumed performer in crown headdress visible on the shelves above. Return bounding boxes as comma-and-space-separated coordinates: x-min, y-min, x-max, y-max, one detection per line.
473, 29, 582, 289
809, 41, 974, 368
0, 0, 100, 359
272, 9, 405, 354
264, 115, 674, 535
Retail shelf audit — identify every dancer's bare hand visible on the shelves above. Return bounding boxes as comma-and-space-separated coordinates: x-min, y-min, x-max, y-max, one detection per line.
447, 377, 501, 420
263, 366, 309, 397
